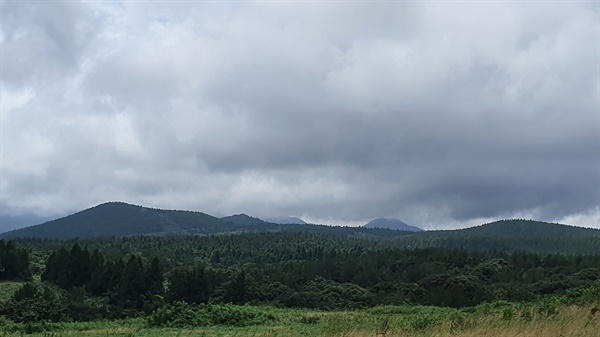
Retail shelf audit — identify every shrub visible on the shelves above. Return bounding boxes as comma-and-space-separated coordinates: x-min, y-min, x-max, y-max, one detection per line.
201, 303, 276, 326
289, 277, 372, 310
0, 318, 65, 334
147, 302, 276, 328
536, 297, 561, 317
520, 308, 533, 321
407, 314, 436, 330
502, 307, 515, 321
449, 311, 470, 332
297, 314, 320, 324
581, 280, 600, 304
474, 300, 517, 316
0, 283, 67, 323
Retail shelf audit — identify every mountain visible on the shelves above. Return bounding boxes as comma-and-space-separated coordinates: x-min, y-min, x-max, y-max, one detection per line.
264, 216, 307, 225
0, 202, 417, 240
423, 219, 600, 239
221, 214, 270, 226
4, 203, 598, 255
396, 219, 600, 255
363, 218, 423, 232
221, 214, 307, 225
0, 202, 236, 239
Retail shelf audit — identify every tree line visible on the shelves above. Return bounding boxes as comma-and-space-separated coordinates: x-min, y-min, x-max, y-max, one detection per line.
2, 233, 600, 323
0, 240, 30, 281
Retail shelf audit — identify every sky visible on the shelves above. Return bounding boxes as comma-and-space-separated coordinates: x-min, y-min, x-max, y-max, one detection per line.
0, 1, 599, 230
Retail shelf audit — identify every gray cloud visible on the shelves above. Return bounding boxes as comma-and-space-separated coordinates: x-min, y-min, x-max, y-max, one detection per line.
1, 1, 99, 87
1, 2, 598, 229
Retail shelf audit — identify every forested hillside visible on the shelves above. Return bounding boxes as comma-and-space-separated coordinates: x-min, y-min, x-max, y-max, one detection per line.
395, 220, 600, 255
0, 202, 416, 240
426, 220, 600, 238
3, 203, 599, 257
0, 202, 231, 239
363, 218, 423, 231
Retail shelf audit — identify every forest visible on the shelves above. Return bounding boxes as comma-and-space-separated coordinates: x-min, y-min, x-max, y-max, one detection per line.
1, 228, 600, 336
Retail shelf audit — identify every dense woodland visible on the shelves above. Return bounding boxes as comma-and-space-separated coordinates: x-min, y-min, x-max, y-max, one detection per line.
2, 227, 600, 324
0, 241, 31, 281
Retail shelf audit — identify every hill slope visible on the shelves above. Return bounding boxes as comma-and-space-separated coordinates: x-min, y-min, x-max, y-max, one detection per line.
0, 202, 417, 240
424, 219, 600, 238
0, 202, 235, 239
398, 219, 600, 255
363, 218, 423, 232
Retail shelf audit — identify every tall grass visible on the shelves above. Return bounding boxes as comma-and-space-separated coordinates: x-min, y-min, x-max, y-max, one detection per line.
0, 303, 598, 336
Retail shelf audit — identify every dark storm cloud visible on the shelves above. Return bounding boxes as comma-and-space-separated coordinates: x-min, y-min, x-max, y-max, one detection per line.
1, 2, 598, 229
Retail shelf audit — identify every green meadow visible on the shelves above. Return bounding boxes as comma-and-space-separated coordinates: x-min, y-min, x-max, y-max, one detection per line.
1, 302, 599, 337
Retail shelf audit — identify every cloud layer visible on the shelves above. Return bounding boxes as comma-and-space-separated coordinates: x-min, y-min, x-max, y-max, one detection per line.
1, 2, 598, 229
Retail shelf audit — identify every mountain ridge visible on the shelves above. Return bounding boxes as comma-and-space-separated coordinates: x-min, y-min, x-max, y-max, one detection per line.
221, 214, 270, 226
363, 217, 423, 232
0, 202, 233, 239
264, 216, 307, 225
0, 202, 416, 240
1, 203, 597, 252
423, 219, 600, 238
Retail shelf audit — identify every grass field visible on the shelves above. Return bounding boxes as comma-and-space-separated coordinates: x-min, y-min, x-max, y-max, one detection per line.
1, 303, 598, 337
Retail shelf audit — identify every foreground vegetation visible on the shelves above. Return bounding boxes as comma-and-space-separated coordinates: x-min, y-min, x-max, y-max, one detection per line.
0, 301, 599, 336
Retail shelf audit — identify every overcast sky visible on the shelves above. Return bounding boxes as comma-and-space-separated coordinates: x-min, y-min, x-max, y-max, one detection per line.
1, 1, 598, 230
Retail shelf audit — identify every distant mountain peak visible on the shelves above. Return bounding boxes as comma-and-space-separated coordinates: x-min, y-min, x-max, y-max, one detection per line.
221, 214, 268, 225
0, 202, 228, 239
363, 217, 423, 232
264, 216, 307, 225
